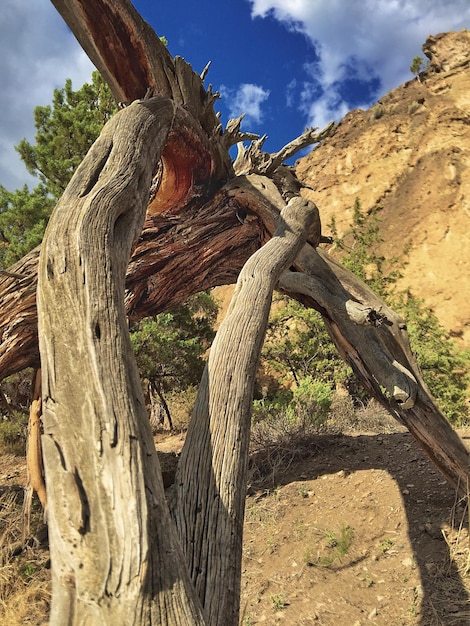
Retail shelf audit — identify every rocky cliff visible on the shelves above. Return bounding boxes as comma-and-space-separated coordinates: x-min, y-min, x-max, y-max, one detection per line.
296, 30, 470, 344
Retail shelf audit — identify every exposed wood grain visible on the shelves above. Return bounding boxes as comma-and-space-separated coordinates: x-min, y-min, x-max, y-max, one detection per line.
50, 0, 234, 209
24, 369, 46, 538
0, 5, 468, 623
0, 183, 264, 379
37, 97, 205, 625
172, 197, 318, 626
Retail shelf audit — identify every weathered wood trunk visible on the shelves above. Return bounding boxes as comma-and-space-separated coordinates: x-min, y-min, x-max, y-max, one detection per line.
2, 0, 470, 622
172, 196, 319, 625
37, 97, 205, 625
279, 260, 470, 496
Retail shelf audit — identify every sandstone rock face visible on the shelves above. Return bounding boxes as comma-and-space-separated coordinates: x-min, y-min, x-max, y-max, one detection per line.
296, 30, 470, 344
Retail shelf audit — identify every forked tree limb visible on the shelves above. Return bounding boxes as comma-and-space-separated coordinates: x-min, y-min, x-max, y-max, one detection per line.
5, 2, 466, 625
1, 168, 469, 502
2, 171, 469, 500
220, 174, 470, 496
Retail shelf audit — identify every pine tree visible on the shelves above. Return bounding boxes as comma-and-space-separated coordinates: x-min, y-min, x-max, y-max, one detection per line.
130, 291, 219, 427
0, 184, 54, 269
0, 72, 116, 269
16, 71, 116, 200
130, 291, 218, 394
410, 55, 424, 82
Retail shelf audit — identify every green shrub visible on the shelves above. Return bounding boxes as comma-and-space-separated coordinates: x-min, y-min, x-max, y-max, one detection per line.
370, 104, 386, 120
0, 411, 28, 455
392, 293, 470, 425
262, 296, 350, 392
292, 377, 333, 425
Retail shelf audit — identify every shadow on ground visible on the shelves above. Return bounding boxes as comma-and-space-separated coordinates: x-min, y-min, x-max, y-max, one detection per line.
248, 430, 470, 625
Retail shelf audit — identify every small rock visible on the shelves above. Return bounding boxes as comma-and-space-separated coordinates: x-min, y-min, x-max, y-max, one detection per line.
367, 607, 378, 619
415, 584, 424, 597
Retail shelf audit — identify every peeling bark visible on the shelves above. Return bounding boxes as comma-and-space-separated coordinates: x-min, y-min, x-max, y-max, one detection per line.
24, 368, 46, 538
0, 192, 263, 380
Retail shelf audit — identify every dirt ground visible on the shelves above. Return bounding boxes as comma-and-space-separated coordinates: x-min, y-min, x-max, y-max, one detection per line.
1, 428, 470, 625
239, 430, 470, 626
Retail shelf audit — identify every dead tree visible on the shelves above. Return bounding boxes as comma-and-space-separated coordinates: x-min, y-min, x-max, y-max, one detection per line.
38, 97, 207, 624
0, 0, 468, 624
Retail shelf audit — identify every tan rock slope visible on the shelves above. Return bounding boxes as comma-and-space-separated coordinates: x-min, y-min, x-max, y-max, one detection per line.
296, 30, 470, 344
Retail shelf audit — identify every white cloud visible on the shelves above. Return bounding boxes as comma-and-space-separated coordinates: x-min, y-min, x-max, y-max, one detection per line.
286, 79, 298, 108
0, 1, 94, 191
220, 83, 270, 124
249, 0, 470, 128
301, 93, 351, 134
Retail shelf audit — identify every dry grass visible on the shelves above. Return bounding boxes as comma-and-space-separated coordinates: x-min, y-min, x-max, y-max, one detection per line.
428, 487, 470, 624
248, 394, 405, 488
248, 412, 328, 488
444, 494, 470, 577
327, 394, 406, 434
0, 487, 50, 626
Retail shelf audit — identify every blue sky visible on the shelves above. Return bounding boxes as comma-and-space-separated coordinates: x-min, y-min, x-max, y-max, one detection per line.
1, 0, 469, 190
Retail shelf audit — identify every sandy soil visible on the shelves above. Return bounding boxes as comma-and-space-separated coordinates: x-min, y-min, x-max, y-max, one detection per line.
1, 428, 470, 625
240, 430, 470, 626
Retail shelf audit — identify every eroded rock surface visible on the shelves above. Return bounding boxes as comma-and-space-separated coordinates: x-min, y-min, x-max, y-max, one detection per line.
296, 30, 470, 343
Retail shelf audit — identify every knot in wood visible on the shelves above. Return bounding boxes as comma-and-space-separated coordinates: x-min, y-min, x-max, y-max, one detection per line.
283, 196, 321, 246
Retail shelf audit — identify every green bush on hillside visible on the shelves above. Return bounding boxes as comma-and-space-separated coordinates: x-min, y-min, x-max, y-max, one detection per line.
260, 198, 470, 426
